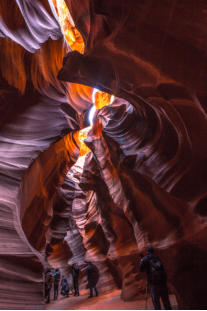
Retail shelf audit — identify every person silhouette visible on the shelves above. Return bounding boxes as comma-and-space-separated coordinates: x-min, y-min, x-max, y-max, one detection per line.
53, 268, 61, 300
45, 268, 53, 304
140, 246, 172, 310
60, 276, 69, 297
72, 263, 80, 296
86, 262, 99, 298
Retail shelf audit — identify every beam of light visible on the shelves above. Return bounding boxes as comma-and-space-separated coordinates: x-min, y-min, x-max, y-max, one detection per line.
90, 88, 115, 125
92, 88, 98, 104
88, 105, 96, 126
110, 95, 115, 104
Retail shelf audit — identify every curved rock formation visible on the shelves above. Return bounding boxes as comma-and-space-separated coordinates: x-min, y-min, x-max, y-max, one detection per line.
57, 1, 207, 308
0, 1, 78, 308
0, 0, 207, 309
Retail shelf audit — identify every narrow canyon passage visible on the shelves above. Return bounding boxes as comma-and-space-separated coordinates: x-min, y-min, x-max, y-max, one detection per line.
0, 0, 207, 310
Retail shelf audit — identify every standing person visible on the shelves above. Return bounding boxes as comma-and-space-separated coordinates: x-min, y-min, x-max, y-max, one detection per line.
68, 268, 74, 295
60, 276, 69, 297
53, 268, 61, 300
72, 263, 80, 296
45, 269, 53, 304
140, 245, 172, 310
86, 262, 98, 298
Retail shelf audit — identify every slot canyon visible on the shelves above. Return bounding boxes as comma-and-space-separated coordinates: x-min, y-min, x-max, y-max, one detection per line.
0, 0, 207, 309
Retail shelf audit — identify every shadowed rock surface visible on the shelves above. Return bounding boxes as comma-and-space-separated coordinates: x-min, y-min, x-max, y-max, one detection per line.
0, 0, 207, 309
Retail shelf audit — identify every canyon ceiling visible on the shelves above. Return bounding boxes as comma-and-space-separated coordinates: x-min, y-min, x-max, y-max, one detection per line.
0, 0, 207, 309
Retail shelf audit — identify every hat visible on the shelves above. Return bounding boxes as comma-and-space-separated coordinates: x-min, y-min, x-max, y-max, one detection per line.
146, 245, 154, 253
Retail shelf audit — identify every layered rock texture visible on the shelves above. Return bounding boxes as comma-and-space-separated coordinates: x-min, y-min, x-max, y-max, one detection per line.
0, 0, 207, 309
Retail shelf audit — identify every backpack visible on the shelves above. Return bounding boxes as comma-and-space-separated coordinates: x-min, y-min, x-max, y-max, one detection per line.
149, 256, 166, 284
54, 271, 60, 283
45, 272, 53, 289
61, 279, 69, 296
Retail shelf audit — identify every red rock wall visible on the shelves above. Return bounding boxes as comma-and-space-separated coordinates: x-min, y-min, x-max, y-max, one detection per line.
0, 0, 207, 309
58, 1, 207, 308
0, 1, 79, 308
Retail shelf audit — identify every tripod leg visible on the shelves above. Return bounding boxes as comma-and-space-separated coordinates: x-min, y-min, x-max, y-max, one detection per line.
145, 284, 148, 309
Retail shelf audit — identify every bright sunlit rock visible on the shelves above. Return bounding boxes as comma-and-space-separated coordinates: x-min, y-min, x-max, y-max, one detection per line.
88, 105, 96, 126
92, 88, 115, 109
52, 0, 84, 53
77, 126, 91, 157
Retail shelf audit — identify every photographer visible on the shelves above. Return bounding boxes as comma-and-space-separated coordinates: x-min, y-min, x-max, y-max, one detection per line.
140, 246, 171, 310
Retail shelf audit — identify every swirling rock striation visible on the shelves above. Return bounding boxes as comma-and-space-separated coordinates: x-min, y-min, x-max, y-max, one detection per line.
0, 0, 79, 309
0, 0, 207, 310
58, 1, 207, 308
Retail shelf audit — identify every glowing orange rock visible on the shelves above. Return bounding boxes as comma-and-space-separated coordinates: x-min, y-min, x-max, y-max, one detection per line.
77, 126, 91, 157
52, 0, 84, 54
93, 89, 114, 109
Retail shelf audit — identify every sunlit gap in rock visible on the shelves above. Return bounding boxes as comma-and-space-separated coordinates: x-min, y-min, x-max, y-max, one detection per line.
88, 105, 96, 126
73, 87, 116, 180
92, 88, 115, 110
52, 0, 84, 53
89, 88, 115, 125
79, 89, 115, 158
51, 0, 115, 161
77, 126, 91, 158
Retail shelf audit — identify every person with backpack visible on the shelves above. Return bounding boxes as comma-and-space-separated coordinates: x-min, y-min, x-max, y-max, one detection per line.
140, 245, 172, 310
45, 268, 53, 304
86, 262, 99, 298
53, 268, 61, 300
60, 276, 69, 298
